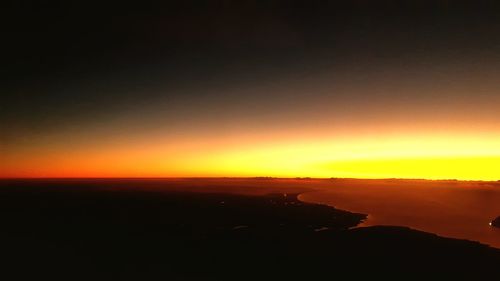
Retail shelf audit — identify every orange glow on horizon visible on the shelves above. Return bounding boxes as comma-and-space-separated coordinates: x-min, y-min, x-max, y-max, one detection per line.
4, 59, 500, 181
3, 128, 500, 181
4, 49, 500, 182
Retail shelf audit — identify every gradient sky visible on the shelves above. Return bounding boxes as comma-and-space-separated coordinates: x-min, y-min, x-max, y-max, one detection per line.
2, 1, 500, 179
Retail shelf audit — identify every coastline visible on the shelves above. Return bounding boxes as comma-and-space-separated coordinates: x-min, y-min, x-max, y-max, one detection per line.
297, 187, 500, 250
1, 178, 500, 278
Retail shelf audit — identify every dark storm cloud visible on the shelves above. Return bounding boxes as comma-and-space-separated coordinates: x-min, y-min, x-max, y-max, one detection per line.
3, 1, 500, 140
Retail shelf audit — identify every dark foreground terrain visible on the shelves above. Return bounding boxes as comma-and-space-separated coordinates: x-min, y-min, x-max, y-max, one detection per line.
492, 216, 500, 228
1, 179, 500, 280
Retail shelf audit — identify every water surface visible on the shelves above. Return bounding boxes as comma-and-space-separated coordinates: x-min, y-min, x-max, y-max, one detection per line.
298, 179, 500, 248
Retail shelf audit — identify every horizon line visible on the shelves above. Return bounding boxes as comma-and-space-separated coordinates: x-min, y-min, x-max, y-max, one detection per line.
0, 176, 499, 182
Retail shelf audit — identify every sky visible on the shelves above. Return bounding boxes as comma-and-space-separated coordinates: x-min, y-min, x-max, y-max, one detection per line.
2, 1, 500, 179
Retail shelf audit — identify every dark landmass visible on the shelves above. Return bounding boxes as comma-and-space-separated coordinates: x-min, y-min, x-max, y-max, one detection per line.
1, 179, 500, 280
492, 216, 500, 228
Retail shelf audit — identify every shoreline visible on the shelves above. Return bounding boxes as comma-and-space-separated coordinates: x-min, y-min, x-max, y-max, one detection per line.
1, 178, 500, 278
298, 188, 500, 249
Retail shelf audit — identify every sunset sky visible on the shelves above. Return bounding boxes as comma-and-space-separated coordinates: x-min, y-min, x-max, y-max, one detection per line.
2, 1, 500, 180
